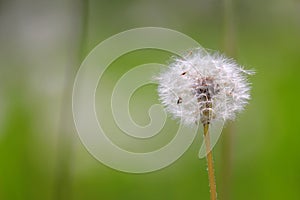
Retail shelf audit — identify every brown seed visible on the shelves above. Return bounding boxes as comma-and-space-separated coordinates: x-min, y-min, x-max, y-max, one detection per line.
177, 97, 182, 104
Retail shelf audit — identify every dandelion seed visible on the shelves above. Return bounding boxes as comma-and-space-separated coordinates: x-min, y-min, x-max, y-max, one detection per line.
155, 48, 253, 126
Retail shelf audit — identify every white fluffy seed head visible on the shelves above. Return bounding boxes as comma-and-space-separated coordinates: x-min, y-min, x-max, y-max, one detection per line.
155, 48, 254, 126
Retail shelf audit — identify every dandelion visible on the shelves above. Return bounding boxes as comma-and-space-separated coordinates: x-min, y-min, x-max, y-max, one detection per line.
155, 48, 253, 200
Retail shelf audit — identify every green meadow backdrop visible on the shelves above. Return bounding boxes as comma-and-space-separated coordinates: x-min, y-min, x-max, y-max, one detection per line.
0, 0, 299, 199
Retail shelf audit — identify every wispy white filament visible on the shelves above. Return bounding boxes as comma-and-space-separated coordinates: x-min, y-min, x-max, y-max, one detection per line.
156, 48, 253, 126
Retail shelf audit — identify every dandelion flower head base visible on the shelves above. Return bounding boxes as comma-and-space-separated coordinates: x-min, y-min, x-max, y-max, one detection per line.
193, 76, 220, 125
156, 48, 253, 126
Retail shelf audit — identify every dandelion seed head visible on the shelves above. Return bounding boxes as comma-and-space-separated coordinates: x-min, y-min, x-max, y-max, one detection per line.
155, 48, 253, 126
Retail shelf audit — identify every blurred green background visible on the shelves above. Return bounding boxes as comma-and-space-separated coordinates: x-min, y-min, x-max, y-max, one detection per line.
1, 0, 300, 199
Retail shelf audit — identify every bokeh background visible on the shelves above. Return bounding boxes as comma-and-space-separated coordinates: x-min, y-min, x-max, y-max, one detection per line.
1, 0, 300, 199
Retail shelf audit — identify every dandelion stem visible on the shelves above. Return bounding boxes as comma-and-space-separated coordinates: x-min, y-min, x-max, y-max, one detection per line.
204, 124, 217, 200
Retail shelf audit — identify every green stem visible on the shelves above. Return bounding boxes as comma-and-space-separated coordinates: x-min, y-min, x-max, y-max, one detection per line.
54, 1, 89, 199
222, 0, 236, 199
